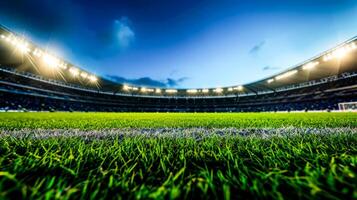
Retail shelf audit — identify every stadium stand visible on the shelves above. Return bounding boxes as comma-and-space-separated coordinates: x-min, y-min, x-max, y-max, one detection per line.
0, 25, 356, 112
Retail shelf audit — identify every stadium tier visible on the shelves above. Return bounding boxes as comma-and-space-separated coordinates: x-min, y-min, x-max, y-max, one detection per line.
0, 25, 356, 112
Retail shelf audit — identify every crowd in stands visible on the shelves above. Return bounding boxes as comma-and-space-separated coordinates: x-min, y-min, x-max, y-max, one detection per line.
0, 68, 356, 112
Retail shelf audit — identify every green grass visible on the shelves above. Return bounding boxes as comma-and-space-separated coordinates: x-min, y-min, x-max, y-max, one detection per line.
0, 112, 356, 199
0, 112, 356, 129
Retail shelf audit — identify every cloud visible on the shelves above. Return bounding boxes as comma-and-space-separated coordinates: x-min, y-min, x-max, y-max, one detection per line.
114, 17, 135, 48
249, 41, 265, 54
262, 65, 280, 71
106, 75, 188, 88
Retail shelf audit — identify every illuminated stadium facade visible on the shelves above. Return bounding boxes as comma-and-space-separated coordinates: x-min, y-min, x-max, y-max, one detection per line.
0, 25, 356, 112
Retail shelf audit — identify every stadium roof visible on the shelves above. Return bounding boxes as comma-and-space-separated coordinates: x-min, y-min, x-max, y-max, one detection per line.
0, 24, 356, 97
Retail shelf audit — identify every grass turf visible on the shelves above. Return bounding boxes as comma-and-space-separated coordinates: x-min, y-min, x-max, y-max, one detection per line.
0, 112, 356, 129
0, 112, 356, 199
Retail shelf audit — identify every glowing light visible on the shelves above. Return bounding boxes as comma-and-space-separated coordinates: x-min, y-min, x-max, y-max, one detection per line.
123, 85, 130, 91
88, 75, 97, 82
227, 87, 233, 92
43, 54, 60, 68
334, 47, 348, 59
33, 49, 43, 57
59, 62, 68, 70
267, 79, 274, 83
323, 42, 356, 62
141, 88, 154, 92
155, 88, 161, 93
235, 86, 243, 91
80, 72, 88, 78
352, 42, 356, 49
69, 67, 79, 76
275, 70, 298, 80
187, 89, 198, 93
202, 89, 209, 93
213, 88, 223, 93
302, 61, 319, 70
16, 41, 30, 53
132, 87, 139, 91
165, 89, 177, 93
0, 35, 5, 39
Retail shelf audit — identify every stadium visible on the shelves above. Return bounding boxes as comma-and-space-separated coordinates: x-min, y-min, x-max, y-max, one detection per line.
0, 24, 356, 112
0, 1, 356, 199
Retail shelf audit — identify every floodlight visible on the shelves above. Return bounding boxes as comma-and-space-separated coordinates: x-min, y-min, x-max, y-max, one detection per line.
155, 88, 161, 93
202, 89, 209, 93
352, 42, 356, 49
33, 49, 43, 57
59, 62, 68, 70
16, 41, 30, 53
132, 87, 139, 91
187, 89, 198, 93
10, 37, 18, 45
227, 87, 233, 92
235, 86, 243, 91
141, 87, 147, 92
334, 47, 347, 59
166, 89, 177, 93
69, 67, 79, 76
80, 72, 88, 78
213, 88, 223, 93
267, 79, 274, 83
43, 53, 60, 68
302, 61, 319, 70
275, 70, 298, 80
88, 75, 97, 82
123, 85, 129, 91
0, 35, 5, 39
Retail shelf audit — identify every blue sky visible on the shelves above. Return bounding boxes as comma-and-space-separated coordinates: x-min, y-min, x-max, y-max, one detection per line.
1, 0, 357, 88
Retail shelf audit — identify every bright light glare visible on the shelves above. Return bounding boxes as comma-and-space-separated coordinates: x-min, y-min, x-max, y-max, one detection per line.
275, 70, 298, 80
88, 75, 97, 82
187, 89, 198, 93
165, 89, 177, 93
235, 86, 243, 91
213, 88, 223, 93
202, 89, 209, 93
267, 79, 274, 83
0, 35, 5, 39
302, 61, 319, 70
323, 42, 356, 62
33, 49, 43, 57
43, 54, 60, 68
155, 88, 161, 93
141, 88, 154, 92
123, 85, 129, 91
17, 41, 30, 53
69, 67, 79, 76
80, 72, 88, 78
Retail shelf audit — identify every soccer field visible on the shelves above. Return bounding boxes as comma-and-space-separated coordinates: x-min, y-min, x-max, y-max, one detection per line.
0, 112, 356, 199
